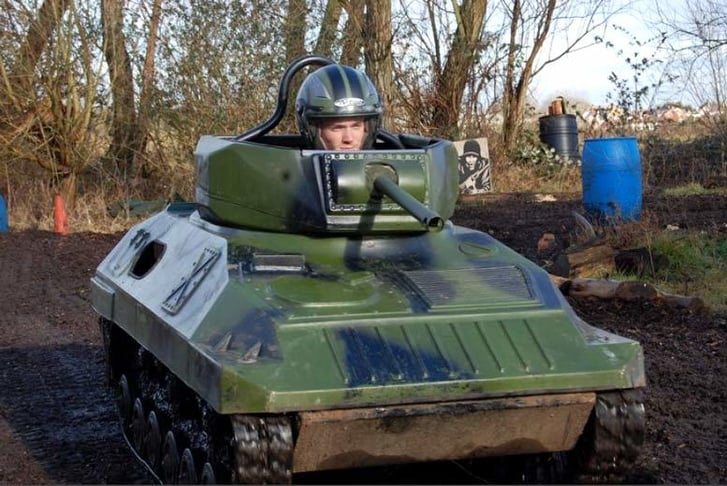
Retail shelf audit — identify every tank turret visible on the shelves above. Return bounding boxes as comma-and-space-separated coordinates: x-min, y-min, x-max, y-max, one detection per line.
195, 134, 458, 233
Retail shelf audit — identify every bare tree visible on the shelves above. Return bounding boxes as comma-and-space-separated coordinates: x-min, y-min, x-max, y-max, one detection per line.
7, 0, 71, 97
0, 0, 102, 207
499, 0, 616, 153
501, 0, 556, 152
283, 0, 308, 131
100, 0, 165, 181
655, 0, 727, 52
430, 1, 488, 139
286, 0, 308, 65
391, 0, 491, 137
1, 0, 71, 147
654, 0, 727, 108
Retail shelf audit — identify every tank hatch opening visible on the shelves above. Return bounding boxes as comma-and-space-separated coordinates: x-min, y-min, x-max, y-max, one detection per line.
130, 240, 166, 279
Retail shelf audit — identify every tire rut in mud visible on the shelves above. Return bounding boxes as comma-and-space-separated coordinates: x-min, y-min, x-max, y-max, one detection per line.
0, 343, 154, 484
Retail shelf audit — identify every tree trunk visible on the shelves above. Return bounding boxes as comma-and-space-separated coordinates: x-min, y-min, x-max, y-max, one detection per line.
430, 0, 488, 140
502, 0, 521, 152
285, 0, 307, 65
364, 0, 393, 128
314, 0, 344, 58
284, 0, 308, 131
133, 0, 163, 176
101, 0, 138, 175
341, 1, 365, 66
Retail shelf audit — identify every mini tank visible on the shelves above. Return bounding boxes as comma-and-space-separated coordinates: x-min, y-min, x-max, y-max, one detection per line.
91, 55, 645, 484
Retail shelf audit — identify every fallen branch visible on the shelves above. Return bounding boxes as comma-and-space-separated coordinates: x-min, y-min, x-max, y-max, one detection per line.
549, 274, 705, 311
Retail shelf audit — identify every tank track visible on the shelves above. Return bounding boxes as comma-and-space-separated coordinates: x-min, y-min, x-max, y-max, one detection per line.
231, 416, 293, 484
499, 389, 646, 484
571, 388, 646, 483
100, 318, 295, 484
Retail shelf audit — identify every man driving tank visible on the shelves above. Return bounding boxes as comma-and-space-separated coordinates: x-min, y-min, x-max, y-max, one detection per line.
295, 64, 382, 150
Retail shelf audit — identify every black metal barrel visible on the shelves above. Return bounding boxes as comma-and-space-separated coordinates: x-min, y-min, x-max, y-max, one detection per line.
539, 114, 580, 161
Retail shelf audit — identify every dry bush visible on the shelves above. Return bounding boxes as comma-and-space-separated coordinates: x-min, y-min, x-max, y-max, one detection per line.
2, 122, 195, 234
487, 120, 583, 193
641, 119, 727, 187
491, 160, 581, 192
3, 160, 125, 233
0, 1, 103, 210
589, 210, 663, 250
3, 173, 189, 234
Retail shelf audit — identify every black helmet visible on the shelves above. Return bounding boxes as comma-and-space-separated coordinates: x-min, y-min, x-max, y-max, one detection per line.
462, 139, 481, 156
295, 64, 382, 149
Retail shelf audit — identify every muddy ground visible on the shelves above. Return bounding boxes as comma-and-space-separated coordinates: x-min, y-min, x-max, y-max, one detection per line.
0, 192, 725, 484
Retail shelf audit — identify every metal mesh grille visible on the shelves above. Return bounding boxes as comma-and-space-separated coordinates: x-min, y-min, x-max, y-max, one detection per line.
402, 266, 534, 309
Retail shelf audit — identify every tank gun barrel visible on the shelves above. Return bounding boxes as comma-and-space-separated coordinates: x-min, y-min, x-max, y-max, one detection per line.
373, 175, 443, 231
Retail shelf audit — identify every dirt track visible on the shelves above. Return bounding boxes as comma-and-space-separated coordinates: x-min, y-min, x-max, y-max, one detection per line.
0, 192, 725, 484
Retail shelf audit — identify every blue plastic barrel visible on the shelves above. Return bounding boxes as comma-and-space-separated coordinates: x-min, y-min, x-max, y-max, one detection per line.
0, 194, 8, 232
581, 137, 642, 223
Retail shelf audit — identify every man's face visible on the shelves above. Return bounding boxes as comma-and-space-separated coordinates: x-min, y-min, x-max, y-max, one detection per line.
318, 117, 367, 150
465, 154, 478, 169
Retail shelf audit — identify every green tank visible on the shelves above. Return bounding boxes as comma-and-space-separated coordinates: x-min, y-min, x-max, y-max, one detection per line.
91, 56, 645, 484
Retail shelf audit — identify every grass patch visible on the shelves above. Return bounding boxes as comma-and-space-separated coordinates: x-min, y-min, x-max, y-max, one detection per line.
617, 230, 727, 311
663, 183, 727, 196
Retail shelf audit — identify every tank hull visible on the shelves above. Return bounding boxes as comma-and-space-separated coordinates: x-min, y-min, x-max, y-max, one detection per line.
92, 204, 644, 407
92, 203, 644, 478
